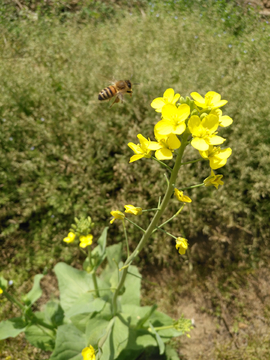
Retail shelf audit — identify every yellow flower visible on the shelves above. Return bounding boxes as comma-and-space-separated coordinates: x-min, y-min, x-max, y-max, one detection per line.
63, 232, 76, 243
174, 188, 192, 203
155, 104, 190, 136
124, 205, 142, 216
204, 170, 224, 189
199, 145, 232, 170
128, 134, 155, 163
148, 128, 181, 160
79, 234, 93, 248
188, 114, 225, 151
82, 345, 96, 360
0, 288, 3, 295
210, 109, 233, 127
190, 91, 227, 110
110, 210, 125, 224
151, 88, 180, 113
175, 237, 188, 255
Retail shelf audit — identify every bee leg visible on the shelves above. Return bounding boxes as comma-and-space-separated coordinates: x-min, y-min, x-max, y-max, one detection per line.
109, 97, 120, 108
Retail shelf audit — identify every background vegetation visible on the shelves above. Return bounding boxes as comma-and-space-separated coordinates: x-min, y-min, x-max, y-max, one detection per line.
1, 0, 270, 359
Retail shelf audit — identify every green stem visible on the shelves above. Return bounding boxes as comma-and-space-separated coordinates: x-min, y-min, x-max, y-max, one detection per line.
152, 205, 184, 233
125, 218, 145, 233
151, 156, 172, 172
142, 208, 159, 212
154, 226, 177, 239
122, 219, 130, 258
179, 183, 204, 191
2, 290, 25, 312
88, 246, 100, 297
181, 158, 203, 165
112, 131, 190, 316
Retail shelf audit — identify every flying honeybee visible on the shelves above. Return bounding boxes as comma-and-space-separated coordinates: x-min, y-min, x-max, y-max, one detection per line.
98, 79, 133, 107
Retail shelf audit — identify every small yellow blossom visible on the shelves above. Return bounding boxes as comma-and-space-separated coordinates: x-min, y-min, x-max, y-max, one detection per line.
188, 114, 226, 151
151, 88, 180, 113
82, 345, 96, 360
124, 205, 142, 216
79, 234, 93, 248
0, 288, 3, 295
155, 104, 190, 136
110, 210, 125, 224
175, 237, 188, 255
148, 129, 181, 160
63, 232, 76, 244
210, 108, 233, 127
128, 134, 156, 163
204, 170, 224, 189
199, 146, 232, 170
190, 91, 227, 110
174, 188, 192, 203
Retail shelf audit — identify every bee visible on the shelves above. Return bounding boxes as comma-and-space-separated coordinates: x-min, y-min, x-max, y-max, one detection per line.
98, 80, 133, 107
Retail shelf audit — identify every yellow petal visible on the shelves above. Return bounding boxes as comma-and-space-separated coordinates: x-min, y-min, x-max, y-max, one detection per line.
167, 134, 181, 149
155, 148, 173, 160
163, 88, 175, 102
155, 120, 174, 135
219, 115, 233, 127
174, 122, 186, 135
191, 138, 209, 151
129, 154, 145, 163
148, 141, 162, 150
202, 114, 219, 133
207, 135, 226, 145
188, 115, 201, 135
151, 98, 166, 112
190, 92, 205, 104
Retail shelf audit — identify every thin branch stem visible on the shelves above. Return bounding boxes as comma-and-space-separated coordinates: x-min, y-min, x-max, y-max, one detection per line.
125, 218, 145, 233
151, 156, 172, 172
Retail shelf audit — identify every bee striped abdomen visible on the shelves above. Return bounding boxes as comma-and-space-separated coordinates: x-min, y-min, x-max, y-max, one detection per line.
98, 86, 116, 101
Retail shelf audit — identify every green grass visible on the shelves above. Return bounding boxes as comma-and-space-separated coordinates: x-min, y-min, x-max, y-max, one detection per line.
1, 1, 270, 358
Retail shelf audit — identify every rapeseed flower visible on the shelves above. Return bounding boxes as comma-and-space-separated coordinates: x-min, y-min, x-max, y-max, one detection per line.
190, 91, 227, 110
188, 114, 225, 151
175, 237, 188, 255
63, 232, 76, 244
82, 345, 96, 360
79, 234, 93, 248
199, 146, 232, 170
110, 211, 125, 224
0, 288, 3, 295
128, 134, 158, 163
151, 88, 180, 113
174, 188, 192, 203
155, 104, 190, 136
204, 170, 224, 189
210, 109, 233, 127
124, 205, 142, 216
149, 130, 181, 160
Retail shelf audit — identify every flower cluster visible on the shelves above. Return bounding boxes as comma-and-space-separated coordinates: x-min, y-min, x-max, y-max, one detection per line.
63, 216, 94, 248
128, 88, 232, 189
110, 204, 142, 224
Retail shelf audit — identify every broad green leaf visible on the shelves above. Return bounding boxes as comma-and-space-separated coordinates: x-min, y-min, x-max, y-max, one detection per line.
49, 324, 86, 360
54, 262, 94, 312
65, 295, 106, 318
149, 322, 165, 355
121, 305, 156, 327
120, 265, 141, 306
85, 317, 109, 346
0, 317, 27, 340
25, 324, 55, 351
0, 276, 8, 290
44, 300, 64, 327
24, 274, 44, 306
100, 316, 129, 360
165, 345, 180, 360
106, 243, 122, 269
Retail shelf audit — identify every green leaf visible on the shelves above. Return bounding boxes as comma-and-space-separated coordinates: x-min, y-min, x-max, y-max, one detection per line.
0, 276, 8, 290
165, 345, 180, 360
121, 305, 156, 327
106, 243, 122, 269
65, 295, 106, 318
85, 317, 109, 347
49, 324, 86, 360
100, 316, 129, 360
54, 262, 94, 312
120, 265, 141, 306
24, 274, 44, 306
149, 322, 165, 355
25, 324, 55, 351
0, 317, 27, 340
44, 300, 64, 327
